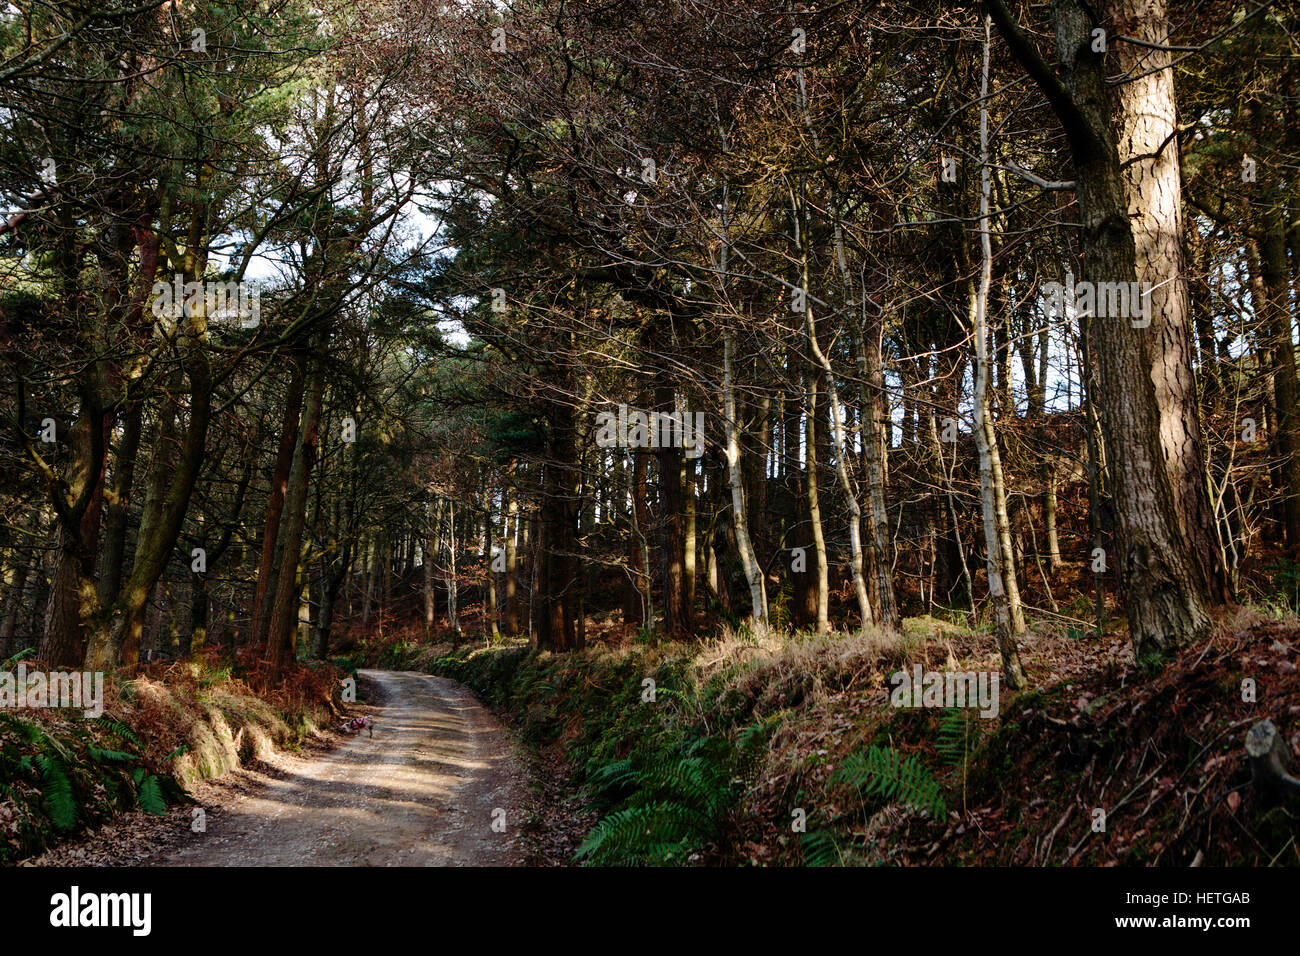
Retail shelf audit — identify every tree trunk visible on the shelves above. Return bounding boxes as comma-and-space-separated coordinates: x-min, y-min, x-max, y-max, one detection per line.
798, 216, 873, 631
266, 365, 323, 684
804, 371, 830, 633
504, 486, 520, 634
988, 0, 1211, 657
250, 359, 306, 652
973, 19, 1027, 688
1108, 0, 1232, 602
855, 303, 901, 631
723, 333, 767, 624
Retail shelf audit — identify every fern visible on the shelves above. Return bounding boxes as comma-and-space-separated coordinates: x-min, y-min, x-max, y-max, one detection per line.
1, 715, 81, 830
96, 716, 141, 749
0, 711, 41, 744
87, 745, 138, 764
0, 711, 182, 840
936, 709, 971, 767
137, 775, 167, 815
830, 745, 946, 817
575, 802, 706, 864
1, 647, 35, 669
801, 829, 843, 867
578, 740, 743, 865
34, 753, 76, 830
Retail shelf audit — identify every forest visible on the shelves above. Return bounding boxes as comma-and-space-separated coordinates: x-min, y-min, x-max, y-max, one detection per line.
0, 0, 1298, 887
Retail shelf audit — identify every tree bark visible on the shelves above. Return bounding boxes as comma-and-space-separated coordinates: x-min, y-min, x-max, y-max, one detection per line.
1107, 0, 1232, 603
250, 358, 306, 652
266, 365, 323, 684
987, 0, 1211, 657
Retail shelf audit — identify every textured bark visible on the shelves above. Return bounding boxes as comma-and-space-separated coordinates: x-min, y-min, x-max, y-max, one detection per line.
804, 371, 830, 633
856, 317, 901, 631
1045, 463, 1063, 570
1107, 0, 1232, 602
656, 381, 689, 638
266, 367, 323, 683
723, 333, 767, 624
973, 21, 1027, 688
250, 359, 306, 652
988, 0, 1210, 656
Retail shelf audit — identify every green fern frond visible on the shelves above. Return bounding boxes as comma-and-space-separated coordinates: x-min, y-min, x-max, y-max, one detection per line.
1, 647, 35, 669
575, 802, 707, 865
936, 709, 971, 766
579, 741, 744, 865
801, 829, 843, 867
96, 717, 141, 749
35, 753, 76, 831
830, 745, 946, 817
0, 711, 42, 744
137, 775, 168, 815
87, 746, 139, 764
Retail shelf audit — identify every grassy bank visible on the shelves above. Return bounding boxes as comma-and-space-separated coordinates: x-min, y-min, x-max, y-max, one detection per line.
424, 611, 1300, 866
1, 650, 349, 863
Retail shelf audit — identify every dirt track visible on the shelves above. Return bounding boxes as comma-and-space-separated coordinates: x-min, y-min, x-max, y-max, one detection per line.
146, 669, 525, 866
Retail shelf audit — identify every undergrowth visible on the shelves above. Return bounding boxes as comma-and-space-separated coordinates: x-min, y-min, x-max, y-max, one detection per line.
1, 648, 348, 863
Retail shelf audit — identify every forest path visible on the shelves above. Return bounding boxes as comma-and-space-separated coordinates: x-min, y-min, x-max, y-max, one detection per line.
150, 670, 525, 867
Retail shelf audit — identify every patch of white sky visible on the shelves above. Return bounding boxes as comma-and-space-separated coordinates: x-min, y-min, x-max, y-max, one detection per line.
204, 105, 476, 348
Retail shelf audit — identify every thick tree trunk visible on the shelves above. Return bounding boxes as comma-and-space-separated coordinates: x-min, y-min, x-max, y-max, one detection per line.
1108, 0, 1232, 602
85, 353, 213, 672
988, 0, 1211, 657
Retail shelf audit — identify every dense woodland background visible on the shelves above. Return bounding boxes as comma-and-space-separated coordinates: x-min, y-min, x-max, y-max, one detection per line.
0, 0, 1296, 692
